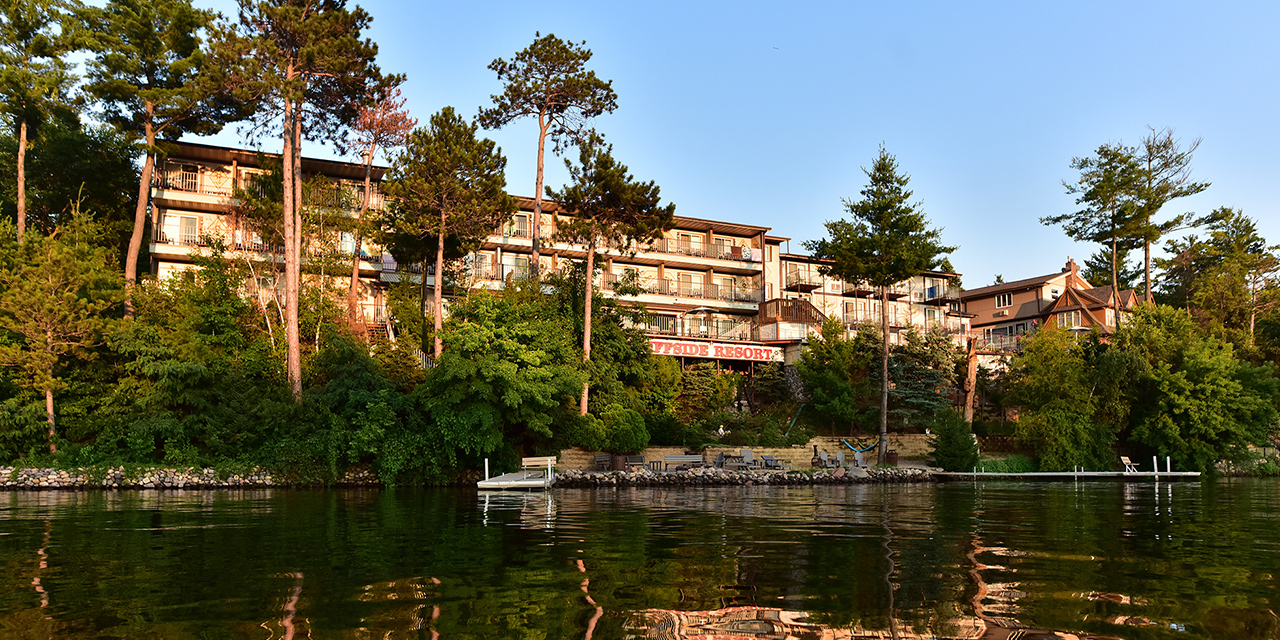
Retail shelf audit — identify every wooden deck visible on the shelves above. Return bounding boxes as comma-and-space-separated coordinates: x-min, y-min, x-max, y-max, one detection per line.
476, 471, 554, 490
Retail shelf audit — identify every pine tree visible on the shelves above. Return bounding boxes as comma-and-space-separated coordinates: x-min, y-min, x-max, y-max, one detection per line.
478, 33, 617, 279
80, 0, 243, 318
211, 0, 397, 399
382, 107, 514, 360
0, 214, 121, 453
547, 134, 675, 414
1133, 127, 1210, 302
805, 147, 955, 464
0, 0, 78, 242
1046, 142, 1142, 297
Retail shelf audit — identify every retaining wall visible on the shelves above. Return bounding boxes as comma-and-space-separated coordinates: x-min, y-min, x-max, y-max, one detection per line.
557, 434, 934, 471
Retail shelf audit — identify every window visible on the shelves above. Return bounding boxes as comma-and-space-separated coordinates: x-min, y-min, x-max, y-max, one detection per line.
511, 214, 529, 237
1058, 310, 1082, 328
339, 231, 355, 255
1014, 322, 1028, 334
995, 292, 1012, 308
179, 216, 199, 244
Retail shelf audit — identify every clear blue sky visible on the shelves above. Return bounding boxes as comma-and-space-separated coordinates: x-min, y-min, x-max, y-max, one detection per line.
195, 0, 1280, 288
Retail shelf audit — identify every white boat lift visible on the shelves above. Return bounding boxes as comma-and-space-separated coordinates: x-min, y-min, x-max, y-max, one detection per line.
933, 455, 1200, 480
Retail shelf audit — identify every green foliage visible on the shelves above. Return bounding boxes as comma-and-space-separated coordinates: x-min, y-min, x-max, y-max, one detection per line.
888, 327, 957, 428
419, 288, 584, 457
0, 119, 140, 246
0, 0, 78, 131
1114, 304, 1279, 471
927, 410, 978, 471
599, 403, 649, 454
795, 318, 877, 432
1082, 245, 1140, 291
675, 361, 735, 424
0, 214, 123, 450
976, 454, 1037, 473
1009, 323, 1116, 471
478, 32, 618, 153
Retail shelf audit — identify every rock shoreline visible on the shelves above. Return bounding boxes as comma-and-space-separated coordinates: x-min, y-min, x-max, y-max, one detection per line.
553, 466, 934, 488
0, 466, 381, 490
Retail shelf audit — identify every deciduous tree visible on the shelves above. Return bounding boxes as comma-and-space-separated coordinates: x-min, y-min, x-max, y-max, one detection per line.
382, 107, 514, 359
805, 147, 955, 463
212, 0, 396, 399
0, 0, 78, 242
80, 0, 243, 318
547, 135, 674, 414
479, 33, 617, 279
345, 85, 414, 331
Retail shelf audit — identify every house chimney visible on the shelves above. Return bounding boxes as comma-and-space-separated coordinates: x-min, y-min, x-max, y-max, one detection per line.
1064, 257, 1077, 274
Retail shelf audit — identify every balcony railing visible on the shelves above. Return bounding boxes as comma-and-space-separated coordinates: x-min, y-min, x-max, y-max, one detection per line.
785, 271, 823, 289
924, 283, 962, 304
637, 317, 760, 342
639, 279, 762, 303
156, 163, 384, 211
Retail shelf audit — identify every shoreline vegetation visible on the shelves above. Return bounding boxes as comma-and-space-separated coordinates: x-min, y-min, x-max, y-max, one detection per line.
1, 5, 1278, 483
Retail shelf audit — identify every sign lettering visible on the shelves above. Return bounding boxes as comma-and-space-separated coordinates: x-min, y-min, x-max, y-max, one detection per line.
648, 338, 781, 362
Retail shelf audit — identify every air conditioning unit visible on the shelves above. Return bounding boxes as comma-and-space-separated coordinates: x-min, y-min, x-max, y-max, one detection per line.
993, 310, 1008, 317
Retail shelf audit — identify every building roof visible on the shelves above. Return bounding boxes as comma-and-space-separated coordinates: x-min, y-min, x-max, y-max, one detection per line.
162, 140, 387, 181
960, 270, 1068, 299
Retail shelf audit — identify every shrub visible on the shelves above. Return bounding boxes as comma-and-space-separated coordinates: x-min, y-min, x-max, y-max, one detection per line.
976, 454, 1037, 473
927, 409, 979, 471
601, 404, 649, 454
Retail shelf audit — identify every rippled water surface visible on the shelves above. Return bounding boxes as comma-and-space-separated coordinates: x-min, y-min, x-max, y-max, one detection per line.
0, 479, 1277, 639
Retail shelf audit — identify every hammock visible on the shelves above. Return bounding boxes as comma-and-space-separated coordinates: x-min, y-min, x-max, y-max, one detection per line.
841, 438, 877, 453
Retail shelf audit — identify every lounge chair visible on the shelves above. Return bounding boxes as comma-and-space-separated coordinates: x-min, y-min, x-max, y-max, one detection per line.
741, 449, 758, 469
1120, 456, 1138, 473
761, 455, 784, 470
836, 451, 846, 468
713, 452, 726, 469
853, 451, 865, 468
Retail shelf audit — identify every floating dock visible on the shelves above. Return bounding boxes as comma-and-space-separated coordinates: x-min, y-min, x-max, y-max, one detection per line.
932, 471, 1200, 480
476, 471, 553, 491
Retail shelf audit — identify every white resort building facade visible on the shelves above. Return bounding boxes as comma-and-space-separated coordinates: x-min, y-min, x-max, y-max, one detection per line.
149, 141, 973, 370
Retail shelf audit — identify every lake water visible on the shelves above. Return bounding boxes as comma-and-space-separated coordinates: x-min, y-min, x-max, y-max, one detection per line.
0, 479, 1276, 639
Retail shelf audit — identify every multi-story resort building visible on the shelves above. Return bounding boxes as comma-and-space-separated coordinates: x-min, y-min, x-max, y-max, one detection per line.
150, 141, 974, 369
959, 258, 1138, 351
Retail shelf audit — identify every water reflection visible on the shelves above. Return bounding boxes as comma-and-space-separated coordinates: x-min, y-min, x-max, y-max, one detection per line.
0, 482, 1275, 638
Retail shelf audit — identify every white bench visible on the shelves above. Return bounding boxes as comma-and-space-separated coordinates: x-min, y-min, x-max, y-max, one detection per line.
521, 456, 557, 479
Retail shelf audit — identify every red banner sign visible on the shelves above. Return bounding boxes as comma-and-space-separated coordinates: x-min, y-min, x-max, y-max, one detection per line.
648, 339, 782, 362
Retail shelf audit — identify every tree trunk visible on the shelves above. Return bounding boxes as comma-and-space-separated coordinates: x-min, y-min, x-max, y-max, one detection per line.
282, 98, 302, 400
963, 337, 978, 423
433, 211, 446, 359
16, 118, 27, 242
530, 115, 549, 279
419, 258, 428, 355
579, 241, 595, 415
348, 144, 376, 332
124, 107, 156, 319
878, 287, 890, 465
45, 387, 55, 454
1143, 238, 1152, 303
1110, 233, 1119, 301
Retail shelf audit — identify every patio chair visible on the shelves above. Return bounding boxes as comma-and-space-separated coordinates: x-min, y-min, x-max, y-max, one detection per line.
713, 452, 725, 469
741, 449, 757, 469
853, 451, 865, 468
836, 451, 846, 468
761, 455, 783, 470
818, 451, 831, 468
1120, 456, 1138, 473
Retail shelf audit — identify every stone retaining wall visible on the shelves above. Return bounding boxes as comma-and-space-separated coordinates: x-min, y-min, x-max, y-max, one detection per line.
0, 466, 381, 490
557, 434, 934, 471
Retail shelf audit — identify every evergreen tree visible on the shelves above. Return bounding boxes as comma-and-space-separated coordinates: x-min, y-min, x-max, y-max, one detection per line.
1081, 245, 1140, 292
1133, 127, 1210, 301
211, 0, 397, 399
1046, 142, 1142, 297
547, 134, 675, 414
479, 33, 617, 278
80, 0, 243, 317
0, 0, 79, 242
0, 215, 122, 453
382, 107, 514, 359
805, 146, 955, 463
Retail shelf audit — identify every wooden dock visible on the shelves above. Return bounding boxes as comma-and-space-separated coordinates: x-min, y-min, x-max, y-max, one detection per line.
932, 471, 1201, 480
476, 471, 554, 490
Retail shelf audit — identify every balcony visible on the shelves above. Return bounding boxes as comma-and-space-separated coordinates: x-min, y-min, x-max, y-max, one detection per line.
155, 163, 384, 211
641, 279, 763, 304
923, 283, 962, 305
844, 310, 906, 329
637, 317, 760, 342
784, 271, 822, 292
